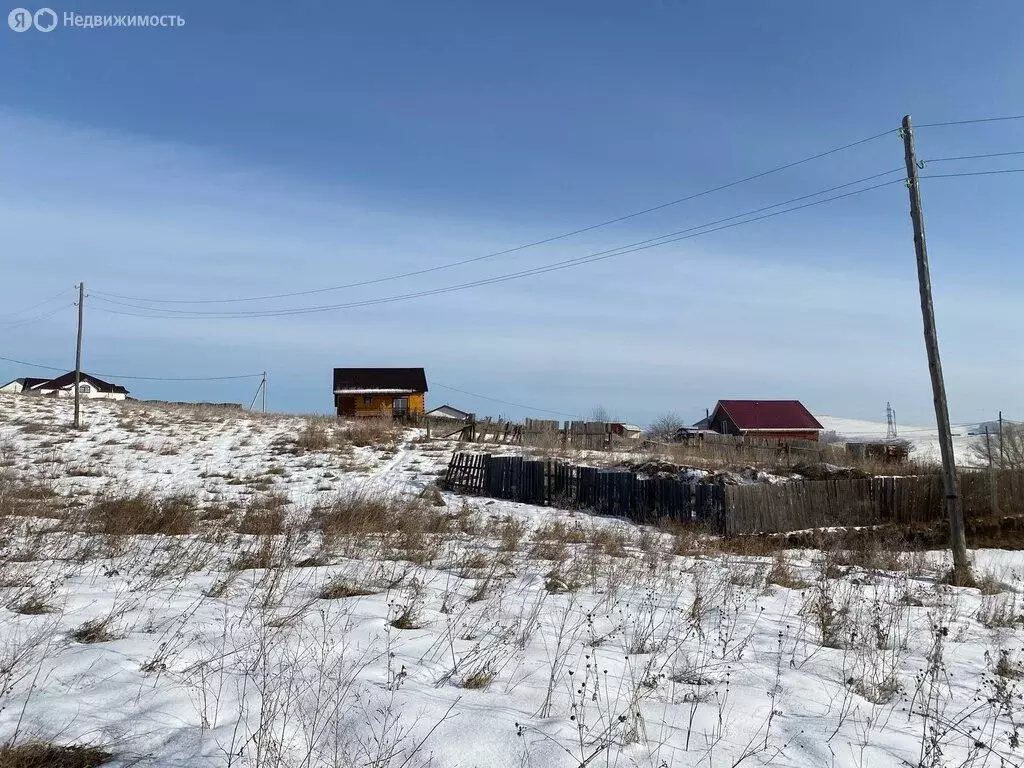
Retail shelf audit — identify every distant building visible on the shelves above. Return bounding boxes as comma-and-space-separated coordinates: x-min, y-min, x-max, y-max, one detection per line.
1, 372, 129, 401
333, 367, 427, 418
0, 377, 48, 394
425, 404, 473, 421
845, 439, 911, 464
610, 423, 643, 439
708, 399, 823, 442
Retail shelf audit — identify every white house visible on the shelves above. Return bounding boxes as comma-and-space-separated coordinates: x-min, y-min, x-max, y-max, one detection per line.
0, 377, 49, 394
1, 372, 129, 401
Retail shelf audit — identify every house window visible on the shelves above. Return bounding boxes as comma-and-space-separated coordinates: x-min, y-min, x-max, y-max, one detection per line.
78, 383, 92, 394
393, 397, 409, 415
363, 395, 373, 406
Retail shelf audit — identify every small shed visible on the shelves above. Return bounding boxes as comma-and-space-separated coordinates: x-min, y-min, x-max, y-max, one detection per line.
845, 439, 911, 464
425, 404, 473, 421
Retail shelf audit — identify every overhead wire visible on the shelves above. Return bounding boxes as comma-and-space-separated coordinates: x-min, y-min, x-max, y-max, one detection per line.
920, 168, 1024, 180
87, 171, 906, 320
432, 382, 583, 419
922, 150, 1024, 164
0, 303, 74, 330
0, 288, 76, 322
89, 127, 900, 306
915, 115, 1024, 128
0, 353, 263, 381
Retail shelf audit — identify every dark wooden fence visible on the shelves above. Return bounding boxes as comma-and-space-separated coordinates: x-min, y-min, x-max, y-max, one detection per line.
445, 454, 1024, 537
444, 453, 724, 528
725, 469, 1024, 535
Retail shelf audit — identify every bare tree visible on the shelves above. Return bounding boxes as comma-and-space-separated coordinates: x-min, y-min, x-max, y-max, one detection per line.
589, 405, 610, 423
971, 422, 1024, 469
645, 412, 685, 442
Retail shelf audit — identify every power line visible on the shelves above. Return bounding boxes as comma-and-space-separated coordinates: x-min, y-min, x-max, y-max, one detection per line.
0, 303, 74, 330
0, 353, 263, 381
90, 127, 899, 306
0, 288, 76, 322
0, 355, 65, 373
923, 150, 1024, 164
88, 173, 905, 320
915, 115, 1024, 129
432, 381, 583, 419
920, 168, 1024, 180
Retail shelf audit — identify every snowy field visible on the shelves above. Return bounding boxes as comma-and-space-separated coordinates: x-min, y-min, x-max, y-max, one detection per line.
818, 415, 981, 467
0, 395, 1021, 768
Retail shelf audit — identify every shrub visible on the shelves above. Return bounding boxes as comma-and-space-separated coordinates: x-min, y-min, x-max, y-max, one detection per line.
645, 412, 686, 441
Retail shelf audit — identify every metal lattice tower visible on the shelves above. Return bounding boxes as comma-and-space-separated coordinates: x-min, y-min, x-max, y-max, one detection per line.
886, 402, 897, 440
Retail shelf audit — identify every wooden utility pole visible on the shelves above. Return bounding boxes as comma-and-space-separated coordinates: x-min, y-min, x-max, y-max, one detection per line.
262, 372, 267, 414
901, 115, 970, 579
999, 411, 1005, 468
73, 282, 84, 430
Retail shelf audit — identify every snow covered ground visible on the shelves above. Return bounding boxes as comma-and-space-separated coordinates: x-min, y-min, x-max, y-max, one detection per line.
818, 414, 981, 467
0, 395, 1021, 768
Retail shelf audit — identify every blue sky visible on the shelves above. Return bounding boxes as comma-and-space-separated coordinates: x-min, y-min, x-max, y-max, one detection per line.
1, 1, 1022, 426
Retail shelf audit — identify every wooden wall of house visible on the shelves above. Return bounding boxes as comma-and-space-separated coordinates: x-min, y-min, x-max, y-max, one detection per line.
710, 413, 738, 435
740, 430, 821, 442
337, 392, 426, 417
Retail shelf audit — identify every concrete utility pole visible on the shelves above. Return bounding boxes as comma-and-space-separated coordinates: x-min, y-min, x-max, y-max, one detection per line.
73, 282, 84, 430
262, 372, 267, 414
901, 115, 970, 579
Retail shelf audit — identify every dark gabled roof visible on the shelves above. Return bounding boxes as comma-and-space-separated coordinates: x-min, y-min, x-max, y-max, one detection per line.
27, 371, 129, 395
1, 377, 49, 390
332, 367, 428, 393
713, 400, 823, 431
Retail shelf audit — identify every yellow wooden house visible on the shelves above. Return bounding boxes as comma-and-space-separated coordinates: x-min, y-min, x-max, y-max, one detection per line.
333, 367, 427, 418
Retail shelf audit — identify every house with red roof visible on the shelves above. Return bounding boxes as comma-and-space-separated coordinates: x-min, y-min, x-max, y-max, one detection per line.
708, 400, 823, 442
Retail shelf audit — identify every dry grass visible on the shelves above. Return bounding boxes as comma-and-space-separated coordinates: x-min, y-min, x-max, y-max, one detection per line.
87, 492, 197, 535
236, 493, 289, 536
389, 601, 423, 630
317, 575, 376, 600
767, 552, 808, 589
70, 617, 117, 644
0, 743, 111, 768
8, 593, 51, 615
296, 419, 335, 452
0, 471, 59, 519
311, 491, 448, 542
460, 666, 496, 690
343, 418, 402, 448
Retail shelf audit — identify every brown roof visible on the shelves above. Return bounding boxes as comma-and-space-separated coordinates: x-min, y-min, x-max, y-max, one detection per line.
713, 400, 823, 431
332, 367, 427, 393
